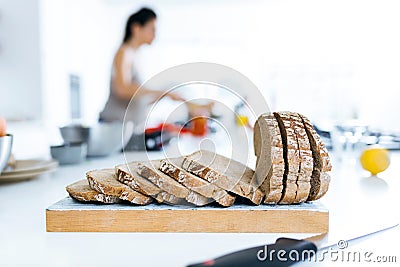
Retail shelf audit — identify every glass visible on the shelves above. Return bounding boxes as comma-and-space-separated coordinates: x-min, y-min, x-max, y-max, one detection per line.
331, 120, 369, 160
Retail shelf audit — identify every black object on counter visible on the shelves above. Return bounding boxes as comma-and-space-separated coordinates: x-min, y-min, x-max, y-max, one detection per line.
187, 238, 317, 267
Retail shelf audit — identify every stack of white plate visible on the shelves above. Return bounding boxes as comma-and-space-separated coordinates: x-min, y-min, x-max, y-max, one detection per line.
0, 159, 58, 182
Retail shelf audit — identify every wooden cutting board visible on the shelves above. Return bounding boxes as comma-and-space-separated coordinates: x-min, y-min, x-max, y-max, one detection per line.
46, 197, 328, 233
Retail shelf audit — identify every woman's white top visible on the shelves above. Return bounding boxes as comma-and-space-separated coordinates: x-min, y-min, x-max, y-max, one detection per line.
99, 47, 150, 131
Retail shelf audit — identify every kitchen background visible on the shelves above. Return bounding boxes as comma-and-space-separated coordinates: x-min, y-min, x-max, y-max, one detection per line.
1, 0, 400, 158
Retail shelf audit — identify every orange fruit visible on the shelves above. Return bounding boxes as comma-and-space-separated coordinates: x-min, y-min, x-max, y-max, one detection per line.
0, 117, 6, 137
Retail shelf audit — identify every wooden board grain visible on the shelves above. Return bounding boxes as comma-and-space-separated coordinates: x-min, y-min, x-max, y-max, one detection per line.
46, 197, 329, 233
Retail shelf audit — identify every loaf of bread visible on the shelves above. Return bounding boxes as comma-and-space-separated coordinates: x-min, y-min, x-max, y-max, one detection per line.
65, 111, 331, 206
254, 111, 331, 204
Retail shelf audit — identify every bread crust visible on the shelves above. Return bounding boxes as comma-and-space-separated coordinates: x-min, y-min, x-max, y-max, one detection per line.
279, 112, 313, 203
66, 179, 121, 204
274, 112, 299, 204
182, 150, 264, 205
86, 169, 152, 205
138, 160, 211, 206
115, 162, 161, 196
254, 114, 284, 204
299, 114, 331, 201
159, 158, 236, 207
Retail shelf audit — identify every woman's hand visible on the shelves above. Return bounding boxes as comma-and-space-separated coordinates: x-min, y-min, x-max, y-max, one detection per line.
167, 92, 186, 102
149, 91, 185, 104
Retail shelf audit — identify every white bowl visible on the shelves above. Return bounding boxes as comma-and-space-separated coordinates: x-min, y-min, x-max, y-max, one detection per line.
87, 122, 132, 157
0, 134, 13, 173
50, 142, 87, 165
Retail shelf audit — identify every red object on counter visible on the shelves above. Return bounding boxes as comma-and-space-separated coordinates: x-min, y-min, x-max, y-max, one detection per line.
145, 123, 191, 135
145, 120, 208, 137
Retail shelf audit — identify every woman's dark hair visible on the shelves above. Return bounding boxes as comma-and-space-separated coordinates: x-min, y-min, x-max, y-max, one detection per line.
123, 8, 157, 43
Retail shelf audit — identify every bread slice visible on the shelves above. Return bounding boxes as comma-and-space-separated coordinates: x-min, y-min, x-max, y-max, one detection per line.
86, 169, 152, 205
137, 161, 190, 198
254, 114, 285, 204
66, 179, 121, 204
273, 112, 300, 204
182, 150, 264, 205
116, 162, 186, 205
299, 114, 332, 201
159, 158, 236, 207
287, 112, 313, 203
115, 162, 161, 196
117, 161, 204, 206
154, 191, 187, 205
137, 161, 212, 206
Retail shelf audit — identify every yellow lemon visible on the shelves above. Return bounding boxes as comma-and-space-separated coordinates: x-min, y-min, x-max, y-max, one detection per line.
236, 115, 248, 126
360, 147, 390, 175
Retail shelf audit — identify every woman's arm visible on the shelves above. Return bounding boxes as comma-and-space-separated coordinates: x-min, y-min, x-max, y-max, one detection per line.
111, 47, 184, 101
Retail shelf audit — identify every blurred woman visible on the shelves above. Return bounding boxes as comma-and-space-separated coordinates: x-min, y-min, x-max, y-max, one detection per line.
100, 7, 183, 128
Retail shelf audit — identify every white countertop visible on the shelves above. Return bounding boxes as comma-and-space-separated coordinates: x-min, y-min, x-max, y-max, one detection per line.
0, 146, 399, 266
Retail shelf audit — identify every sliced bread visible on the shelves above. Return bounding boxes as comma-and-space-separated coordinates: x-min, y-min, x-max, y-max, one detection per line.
115, 162, 161, 196
287, 112, 313, 203
182, 150, 264, 205
273, 112, 300, 204
116, 162, 184, 205
86, 169, 152, 205
137, 161, 190, 199
159, 158, 236, 207
66, 179, 121, 204
154, 191, 187, 205
299, 114, 332, 201
137, 161, 212, 206
254, 114, 285, 204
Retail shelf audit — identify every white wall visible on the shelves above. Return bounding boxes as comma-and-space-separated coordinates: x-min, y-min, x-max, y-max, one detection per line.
4, 0, 400, 131
0, 0, 42, 120
258, 0, 400, 130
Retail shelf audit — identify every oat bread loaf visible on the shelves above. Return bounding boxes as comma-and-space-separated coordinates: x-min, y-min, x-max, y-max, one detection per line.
66, 179, 121, 204
254, 114, 285, 204
182, 150, 264, 205
254, 112, 331, 204
65, 110, 331, 207
86, 169, 152, 205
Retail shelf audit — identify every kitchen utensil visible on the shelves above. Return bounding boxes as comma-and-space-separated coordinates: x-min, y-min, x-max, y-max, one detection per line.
0, 159, 58, 182
0, 134, 13, 173
46, 197, 328, 232
1, 159, 58, 174
191, 117, 208, 136
186, 224, 398, 267
50, 142, 87, 165
60, 125, 90, 143
87, 122, 127, 157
